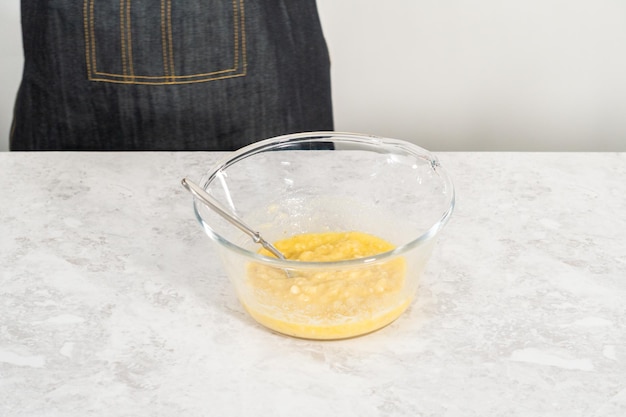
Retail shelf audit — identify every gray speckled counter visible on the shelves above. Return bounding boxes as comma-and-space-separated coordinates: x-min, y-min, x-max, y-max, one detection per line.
1, 152, 625, 416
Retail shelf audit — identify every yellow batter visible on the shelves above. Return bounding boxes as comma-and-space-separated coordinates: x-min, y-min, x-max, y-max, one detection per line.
244, 231, 410, 339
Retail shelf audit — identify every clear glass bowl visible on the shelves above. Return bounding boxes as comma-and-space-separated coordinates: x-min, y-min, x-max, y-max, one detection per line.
192, 132, 455, 339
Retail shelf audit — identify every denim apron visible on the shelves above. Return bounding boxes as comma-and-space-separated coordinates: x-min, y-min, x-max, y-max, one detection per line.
11, 0, 333, 151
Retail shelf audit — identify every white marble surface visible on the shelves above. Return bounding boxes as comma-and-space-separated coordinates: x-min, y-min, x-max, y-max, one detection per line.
1, 152, 625, 416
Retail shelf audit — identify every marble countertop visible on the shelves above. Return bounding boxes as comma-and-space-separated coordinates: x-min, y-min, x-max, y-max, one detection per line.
1, 151, 625, 416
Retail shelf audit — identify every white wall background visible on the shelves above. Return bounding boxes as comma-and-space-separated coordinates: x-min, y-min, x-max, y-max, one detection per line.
2, 1, 626, 151
0, 1, 22, 152
317, 0, 626, 151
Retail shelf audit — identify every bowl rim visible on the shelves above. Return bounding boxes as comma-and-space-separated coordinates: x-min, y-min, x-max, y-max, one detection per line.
192, 131, 455, 268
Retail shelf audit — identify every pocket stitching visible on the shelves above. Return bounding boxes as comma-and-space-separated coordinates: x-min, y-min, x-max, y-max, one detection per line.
83, 0, 247, 85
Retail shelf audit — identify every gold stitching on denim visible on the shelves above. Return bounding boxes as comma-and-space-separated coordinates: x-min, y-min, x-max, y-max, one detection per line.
83, 0, 92, 78
126, 0, 135, 79
120, 0, 127, 77
240, 0, 247, 74
120, 0, 135, 80
89, 0, 97, 76
233, 0, 239, 69
160, 0, 169, 78
167, 0, 175, 80
84, 0, 247, 84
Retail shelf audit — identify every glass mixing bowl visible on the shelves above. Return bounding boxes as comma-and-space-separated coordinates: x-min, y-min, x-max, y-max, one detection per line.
191, 132, 455, 339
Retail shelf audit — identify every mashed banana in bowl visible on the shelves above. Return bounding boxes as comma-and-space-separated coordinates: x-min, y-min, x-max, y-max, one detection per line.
245, 231, 409, 339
